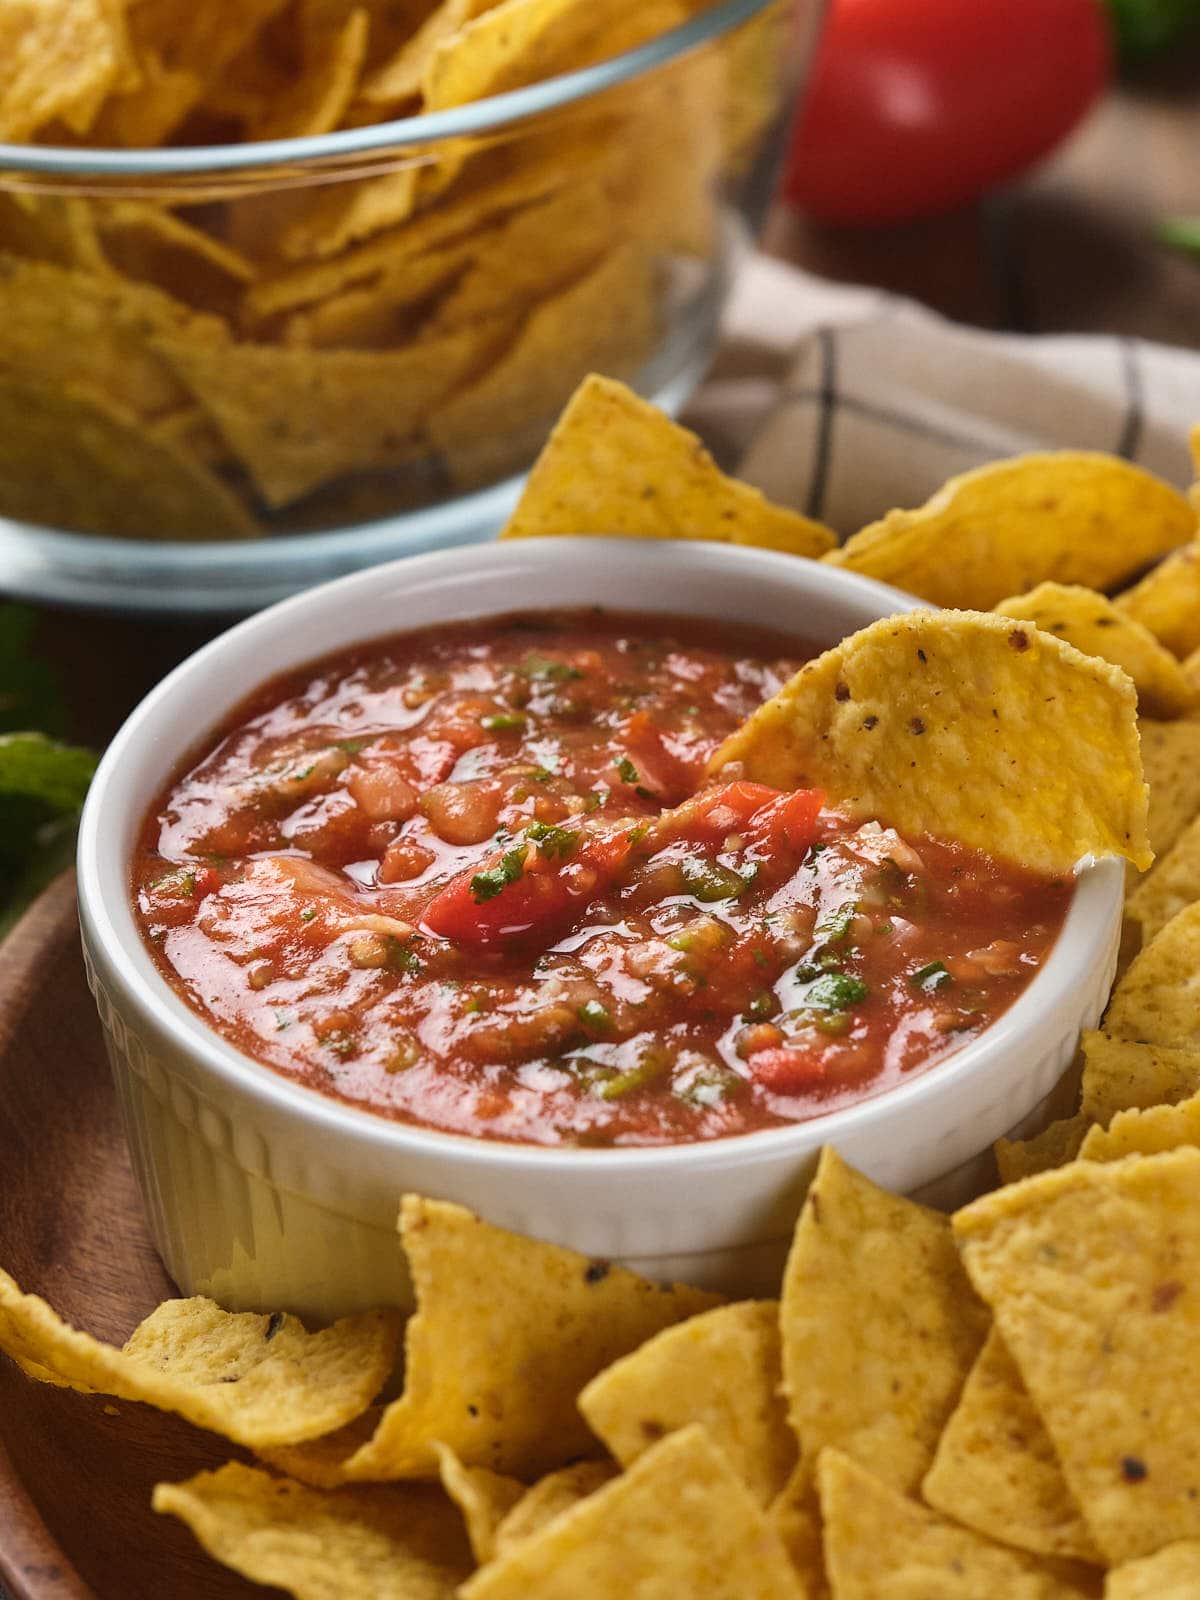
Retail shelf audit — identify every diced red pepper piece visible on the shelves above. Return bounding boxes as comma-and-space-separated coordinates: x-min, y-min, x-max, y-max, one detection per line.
745, 1046, 828, 1092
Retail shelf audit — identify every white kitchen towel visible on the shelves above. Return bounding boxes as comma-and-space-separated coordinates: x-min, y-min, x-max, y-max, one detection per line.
683, 252, 1200, 538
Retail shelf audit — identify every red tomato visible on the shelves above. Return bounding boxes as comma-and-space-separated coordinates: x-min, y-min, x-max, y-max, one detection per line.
421, 826, 639, 948
785, 0, 1112, 224
745, 1045, 828, 1092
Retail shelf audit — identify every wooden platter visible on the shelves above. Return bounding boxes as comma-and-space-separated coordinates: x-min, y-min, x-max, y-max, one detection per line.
0, 873, 263, 1600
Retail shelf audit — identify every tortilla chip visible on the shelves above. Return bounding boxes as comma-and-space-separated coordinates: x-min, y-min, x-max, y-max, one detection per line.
156, 327, 501, 506
460, 1425, 806, 1600
779, 1148, 988, 1494
1115, 539, 1200, 659
1103, 901, 1200, 1048
269, 1196, 718, 1484
0, 374, 258, 541
0, 1270, 399, 1449
154, 1461, 472, 1598
500, 374, 835, 555
1079, 1031, 1200, 1125
418, 0, 688, 199
281, 238, 475, 348
97, 200, 255, 283
954, 1145, 1200, 1564
360, 0, 498, 105
994, 1114, 1093, 1186
250, 8, 369, 140
433, 1443, 524, 1565
430, 177, 614, 333
0, 0, 127, 139
0, 192, 108, 273
0, 254, 227, 418
994, 583, 1195, 719
710, 610, 1151, 875
922, 1327, 1102, 1563
610, 58, 721, 258
148, 404, 230, 467
1126, 814, 1200, 944
428, 245, 659, 490
491, 1462, 617, 1559
1137, 717, 1200, 860
94, 0, 290, 146
1078, 1091, 1200, 1163
1107, 1541, 1200, 1599
818, 1449, 1096, 1599
241, 145, 568, 318
424, 0, 686, 110
825, 452, 1195, 609
578, 1300, 795, 1507
281, 167, 427, 264
767, 1466, 827, 1599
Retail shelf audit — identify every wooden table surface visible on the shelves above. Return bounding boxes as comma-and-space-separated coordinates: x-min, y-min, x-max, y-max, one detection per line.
25, 58, 1200, 750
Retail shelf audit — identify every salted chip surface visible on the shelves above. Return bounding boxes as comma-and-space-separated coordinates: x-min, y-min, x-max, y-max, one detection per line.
433, 1444, 523, 1565
779, 1148, 988, 1494
710, 610, 1150, 874
0, 0, 125, 140
0, 254, 228, 419
922, 1327, 1101, 1563
1106, 1541, 1200, 1598
825, 451, 1194, 609
994, 1114, 1092, 1185
1080, 1031, 1200, 1125
250, 8, 369, 140
954, 1146, 1200, 1564
578, 1300, 796, 1506
156, 329, 497, 506
1138, 718, 1200, 860
275, 1196, 718, 1484
1103, 902, 1200, 1048
819, 1449, 1096, 1600
994, 582, 1195, 718
153, 1461, 472, 1599
0, 1272, 399, 1449
1078, 1092, 1200, 1162
491, 1462, 617, 1560
1125, 812, 1200, 943
1115, 540, 1200, 659
500, 374, 835, 556
460, 1425, 806, 1600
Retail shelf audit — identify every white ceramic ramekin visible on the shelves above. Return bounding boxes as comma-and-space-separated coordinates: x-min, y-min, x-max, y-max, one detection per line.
77, 541, 1122, 1319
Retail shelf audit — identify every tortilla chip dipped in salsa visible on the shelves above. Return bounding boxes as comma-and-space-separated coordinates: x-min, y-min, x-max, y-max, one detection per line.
709, 609, 1150, 876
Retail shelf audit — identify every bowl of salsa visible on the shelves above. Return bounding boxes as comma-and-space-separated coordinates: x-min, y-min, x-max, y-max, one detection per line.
77, 539, 1124, 1316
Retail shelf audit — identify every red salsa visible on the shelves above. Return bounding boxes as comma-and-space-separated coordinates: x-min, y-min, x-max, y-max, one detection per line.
133, 610, 1072, 1147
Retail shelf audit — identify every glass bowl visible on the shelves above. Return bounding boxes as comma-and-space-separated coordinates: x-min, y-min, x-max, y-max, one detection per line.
0, 0, 823, 614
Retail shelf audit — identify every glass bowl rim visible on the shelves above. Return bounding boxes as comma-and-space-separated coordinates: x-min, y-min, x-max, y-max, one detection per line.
0, 0, 780, 179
